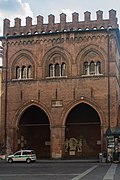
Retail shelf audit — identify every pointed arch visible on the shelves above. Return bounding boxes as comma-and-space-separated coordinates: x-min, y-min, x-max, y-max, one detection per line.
14, 100, 53, 128
60, 98, 104, 126
16, 104, 51, 158
10, 49, 37, 80
41, 46, 73, 77
64, 102, 101, 158
75, 44, 106, 76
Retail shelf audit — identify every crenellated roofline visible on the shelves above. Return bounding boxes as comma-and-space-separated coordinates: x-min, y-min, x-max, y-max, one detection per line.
3, 9, 119, 36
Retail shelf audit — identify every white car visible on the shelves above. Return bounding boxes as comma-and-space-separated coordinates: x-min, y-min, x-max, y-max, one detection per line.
6, 150, 36, 163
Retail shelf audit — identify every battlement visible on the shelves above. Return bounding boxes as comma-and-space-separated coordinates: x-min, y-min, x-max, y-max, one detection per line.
3, 9, 119, 36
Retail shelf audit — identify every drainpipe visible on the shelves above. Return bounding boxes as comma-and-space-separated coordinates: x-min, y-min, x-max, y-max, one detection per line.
4, 36, 8, 153
104, 28, 113, 163
107, 29, 111, 132
105, 28, 112, 136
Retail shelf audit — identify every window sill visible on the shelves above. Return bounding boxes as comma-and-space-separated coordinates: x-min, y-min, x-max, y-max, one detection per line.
12, 78, 33, 81
81, 74, 103, 77
46, 76, 67, 79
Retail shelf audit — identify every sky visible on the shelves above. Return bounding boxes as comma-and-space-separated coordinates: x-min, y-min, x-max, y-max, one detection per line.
0, 0, 120, 35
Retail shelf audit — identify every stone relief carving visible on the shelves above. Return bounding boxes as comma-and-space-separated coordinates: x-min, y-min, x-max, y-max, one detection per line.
64, 138, 82, 153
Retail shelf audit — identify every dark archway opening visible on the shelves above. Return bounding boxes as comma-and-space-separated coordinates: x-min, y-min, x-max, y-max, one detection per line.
65, 103, 101, 159
18, 105, 50, 159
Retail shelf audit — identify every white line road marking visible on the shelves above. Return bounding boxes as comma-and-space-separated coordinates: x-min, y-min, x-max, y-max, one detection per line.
0, 173, 78, 177
71, 165, 98, 180
103, 163, 117, 180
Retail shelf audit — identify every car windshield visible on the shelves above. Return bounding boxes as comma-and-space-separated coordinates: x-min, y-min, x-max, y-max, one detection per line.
31, 150, 35, 154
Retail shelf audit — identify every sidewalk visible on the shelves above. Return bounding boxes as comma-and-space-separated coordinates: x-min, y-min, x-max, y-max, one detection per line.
36, 158, 99, 163
0, 158, 99, 163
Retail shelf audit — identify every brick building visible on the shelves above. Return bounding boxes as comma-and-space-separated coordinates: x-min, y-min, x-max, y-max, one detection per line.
0, 9, 120, 159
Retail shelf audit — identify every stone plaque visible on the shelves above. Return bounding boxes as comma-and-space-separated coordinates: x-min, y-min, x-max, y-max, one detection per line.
51, 100, 63, 107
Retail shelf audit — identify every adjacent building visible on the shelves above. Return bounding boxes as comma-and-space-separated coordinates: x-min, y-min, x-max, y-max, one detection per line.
0, 9, 120, 159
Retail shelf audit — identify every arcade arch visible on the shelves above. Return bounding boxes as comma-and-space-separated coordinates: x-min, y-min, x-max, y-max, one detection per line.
17, 105, 50, 158
64, 102, 101, 158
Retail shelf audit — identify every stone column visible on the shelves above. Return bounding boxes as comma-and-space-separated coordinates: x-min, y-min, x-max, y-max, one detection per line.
6, 127, 15, 155
101, 125, 106, 152
12, 127, 19, 152
51, 125, 65, 159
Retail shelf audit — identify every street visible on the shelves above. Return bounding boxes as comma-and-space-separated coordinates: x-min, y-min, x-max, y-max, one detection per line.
0, 160, 120, 180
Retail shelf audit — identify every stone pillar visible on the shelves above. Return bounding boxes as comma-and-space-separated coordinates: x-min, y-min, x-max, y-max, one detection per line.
101, 125, 106, 152
51, 125, 65, 159
12, 128, 19, 152
6, 127, 14, 155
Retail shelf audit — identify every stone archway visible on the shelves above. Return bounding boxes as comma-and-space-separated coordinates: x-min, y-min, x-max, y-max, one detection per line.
65, 102, 101, 158
17, 105, 50, 159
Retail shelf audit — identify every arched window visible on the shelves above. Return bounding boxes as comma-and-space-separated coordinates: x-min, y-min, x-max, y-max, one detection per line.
48, 59, 67, 78
96, 61, 101, 74
16, 66, 21, 79
22, 66, 27, 79
61, 63, 66, 76
27, 65, 32, 78
49, 64, 54, 77
90, 61, 95, 74
83, 60, 102, 76
83, 62, 88, 75
55, 63, 60, 76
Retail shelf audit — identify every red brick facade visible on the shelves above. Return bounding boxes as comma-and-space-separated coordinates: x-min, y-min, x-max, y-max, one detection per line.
0, 9, 120, 159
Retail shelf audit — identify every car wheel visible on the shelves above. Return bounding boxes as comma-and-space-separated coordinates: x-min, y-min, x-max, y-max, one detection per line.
26, 158, 31, 163
8, 158, 13, 163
